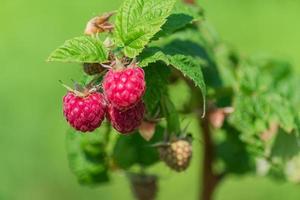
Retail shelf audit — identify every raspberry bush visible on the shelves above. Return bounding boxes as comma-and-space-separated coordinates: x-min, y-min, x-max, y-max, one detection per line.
48, 0, 300, 199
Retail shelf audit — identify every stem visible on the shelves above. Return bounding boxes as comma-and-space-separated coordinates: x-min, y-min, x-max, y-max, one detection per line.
179, 1, 226, 199
199, 115, 223, 200
104, 122, 112, 145
180, 74, 225, 200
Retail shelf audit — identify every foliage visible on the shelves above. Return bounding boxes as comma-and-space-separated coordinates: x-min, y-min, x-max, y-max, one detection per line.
114, 0, 177, 58
48, 0, 300, 195
66, 126, 110, 185
48, 35, 108, 63
113, 126, 164, 169
143, 63, 170, 116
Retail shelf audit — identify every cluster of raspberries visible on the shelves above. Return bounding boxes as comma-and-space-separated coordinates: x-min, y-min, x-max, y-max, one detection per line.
63, 64, 146, 134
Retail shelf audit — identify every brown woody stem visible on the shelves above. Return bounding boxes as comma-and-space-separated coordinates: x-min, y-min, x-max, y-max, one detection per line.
180, 73, 225, 200
199, 115, 224, 200
180, 1, 226, 199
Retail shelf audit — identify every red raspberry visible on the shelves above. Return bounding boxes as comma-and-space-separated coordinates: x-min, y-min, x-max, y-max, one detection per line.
63, 92, 107, 132
107, 101, 145, 134
103, 66, 146, 110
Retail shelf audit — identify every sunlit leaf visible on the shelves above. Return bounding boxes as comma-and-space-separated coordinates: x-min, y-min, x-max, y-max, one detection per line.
48, 35, 108, 63
114, 0, 176, 58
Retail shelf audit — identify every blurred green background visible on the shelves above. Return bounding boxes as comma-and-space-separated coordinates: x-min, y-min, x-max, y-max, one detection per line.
1, 0, 300, 199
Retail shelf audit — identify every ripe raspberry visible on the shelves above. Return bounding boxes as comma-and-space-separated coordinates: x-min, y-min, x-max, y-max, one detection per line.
103, 66, 146, 109
107, 101, 145, 134
63, 92, 107, 132
129, 173, 158, 200
159, 139, 192, 172
83, 63, 105, 75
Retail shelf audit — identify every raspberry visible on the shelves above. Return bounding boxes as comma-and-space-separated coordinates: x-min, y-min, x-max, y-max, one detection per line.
107, 101, 145, 134
129, 173, 158, 200
159, 139, 192, 172
83, 63, 105, 75
103, 66, 146, 110
63, 92, 107, 132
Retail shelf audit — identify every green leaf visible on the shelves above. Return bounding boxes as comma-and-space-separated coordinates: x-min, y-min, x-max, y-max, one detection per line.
154, 2, 203, 39
214, 44, 239, 87
112, 134, 138, 169
114, 0, 176, 58
171, 1, 203, 21
66, 126, 111, 186
139, 47, 206, 113
216, 123, 254, 174
228, 56, 300, 167
48, 35, 108, 63
137, 126, 164, 166
162, 95, 181, 134
138, 47, 169, 67
167, 54, 206, 110
269, 94, 295, 133
113, 126, 164, 169
143, 63, 170, 116
229, 94, 270, 140
271, 129, 300, 160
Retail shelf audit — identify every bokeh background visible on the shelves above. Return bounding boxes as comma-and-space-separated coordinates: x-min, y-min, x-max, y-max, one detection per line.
1, 0, 300, 199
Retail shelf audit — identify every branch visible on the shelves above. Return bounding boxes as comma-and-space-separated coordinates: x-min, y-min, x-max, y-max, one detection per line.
179, 73, 226, 200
